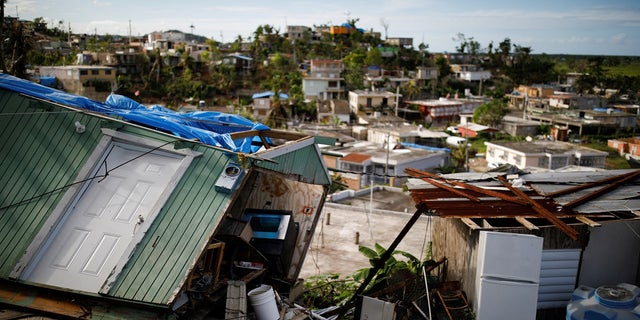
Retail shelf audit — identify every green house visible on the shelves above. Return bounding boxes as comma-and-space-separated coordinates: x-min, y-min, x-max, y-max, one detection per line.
0, 74, 331, 318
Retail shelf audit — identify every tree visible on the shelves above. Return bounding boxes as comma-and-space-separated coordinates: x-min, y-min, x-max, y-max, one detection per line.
418, 42, 430, 66
499, 38, 511, 59
434, 55, 452, 96
364, 47, 383, 67
473, 100, 508, 127
343, 49, 367, 91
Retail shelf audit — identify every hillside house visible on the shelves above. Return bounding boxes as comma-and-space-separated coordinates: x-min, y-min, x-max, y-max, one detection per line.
316, 99, 350, 124
38, 65, 116, 102
450, 64, 491, 82
405, 98, 483, 125
221, 53, 253, 77
349, 89, 402, 115
302, 59, 345, 101
251, 91, 289, 121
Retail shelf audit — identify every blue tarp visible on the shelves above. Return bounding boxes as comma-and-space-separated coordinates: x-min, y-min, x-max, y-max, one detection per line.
400, 142, 451, 153
37, 76, 56, 87
251, 91, 288, 100
0, 73, 269, 153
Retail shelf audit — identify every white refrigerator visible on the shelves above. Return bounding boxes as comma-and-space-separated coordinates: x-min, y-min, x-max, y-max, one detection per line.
475, 231, 544, 320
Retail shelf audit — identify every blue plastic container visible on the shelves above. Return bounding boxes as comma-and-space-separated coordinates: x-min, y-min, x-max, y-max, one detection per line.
566, 283, 640, 320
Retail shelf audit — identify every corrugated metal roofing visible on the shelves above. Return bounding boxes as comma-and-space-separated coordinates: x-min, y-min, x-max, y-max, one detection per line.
255, 137, 331, 185
0, 93, 102, 276
0, 89, 234, 305
406, 168, 640, 237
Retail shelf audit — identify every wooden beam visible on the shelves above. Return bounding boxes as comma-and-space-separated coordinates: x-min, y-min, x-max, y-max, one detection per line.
516, 217, 539, 231
576, 216, 601, 228
448, 180, 530, 206
498, 176, 579, 240
424, 178, 481, 202
405, 167, 528, 205
460, 218, 481, 230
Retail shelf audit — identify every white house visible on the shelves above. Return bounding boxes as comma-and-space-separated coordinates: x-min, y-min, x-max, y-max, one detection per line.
485, 140, 608, 170
302, 59, 344, 101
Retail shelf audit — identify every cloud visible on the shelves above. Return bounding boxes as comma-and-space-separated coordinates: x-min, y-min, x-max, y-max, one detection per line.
611, 33, 627, 44
92, 0, 112, 7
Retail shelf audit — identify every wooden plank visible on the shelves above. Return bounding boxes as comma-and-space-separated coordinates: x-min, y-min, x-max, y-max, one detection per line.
515, 217, 539, 231
406, 167, 525, 204
0, 284, 87, 318
448, 180, 530, 206
498, 177, 579, 240
424, 178, 481, 202
576, 216, 601, 228
226, 281, 247, 320
460, 218, 481, 230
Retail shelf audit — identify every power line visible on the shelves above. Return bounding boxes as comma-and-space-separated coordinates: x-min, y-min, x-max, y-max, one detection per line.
0, 139, 178, 212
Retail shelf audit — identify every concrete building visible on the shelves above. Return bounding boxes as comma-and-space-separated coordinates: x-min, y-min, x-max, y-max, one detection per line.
485, 140, 608, 170
286, 25, 312, 41
405, 98, 484, 125
450, 64, 491, 82
38, 65, 116, 101
316, 99, 350, 124
302, 59, 344, 101
323, 141, 450, 189
348, 89, 402, 115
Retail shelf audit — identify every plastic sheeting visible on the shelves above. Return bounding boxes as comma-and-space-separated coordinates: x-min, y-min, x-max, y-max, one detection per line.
0, 73, 270, 153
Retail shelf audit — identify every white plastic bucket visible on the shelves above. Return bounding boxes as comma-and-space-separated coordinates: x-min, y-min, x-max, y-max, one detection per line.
248, 284, 279, 320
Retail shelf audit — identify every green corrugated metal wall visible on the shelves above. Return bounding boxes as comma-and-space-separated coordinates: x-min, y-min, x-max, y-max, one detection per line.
0, 92, 102, 276
255, 143, 331, 185
0, 90, 233, 306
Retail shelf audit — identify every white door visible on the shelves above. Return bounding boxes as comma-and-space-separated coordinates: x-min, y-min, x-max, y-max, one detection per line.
22, 143, 184, 292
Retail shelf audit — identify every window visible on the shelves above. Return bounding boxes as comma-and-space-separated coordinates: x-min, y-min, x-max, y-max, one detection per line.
105, 70, 112, 75
538, 157, 549, 168
513, 155, 522, 166
80, 70, 88, 75
551, 156, 567, 169
91, 70, 99, 75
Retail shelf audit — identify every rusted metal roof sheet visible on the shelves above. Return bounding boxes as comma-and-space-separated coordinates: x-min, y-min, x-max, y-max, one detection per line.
406, 168, 640, 239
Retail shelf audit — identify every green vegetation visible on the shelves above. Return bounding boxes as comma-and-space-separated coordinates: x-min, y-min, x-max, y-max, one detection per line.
299, 242, 443, 318
605, 63, 640, 77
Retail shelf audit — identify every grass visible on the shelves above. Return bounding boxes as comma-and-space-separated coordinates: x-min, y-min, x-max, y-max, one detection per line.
604, 64, 640, 77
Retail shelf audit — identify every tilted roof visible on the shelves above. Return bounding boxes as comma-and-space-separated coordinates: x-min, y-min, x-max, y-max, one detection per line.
406, 168, 640, 240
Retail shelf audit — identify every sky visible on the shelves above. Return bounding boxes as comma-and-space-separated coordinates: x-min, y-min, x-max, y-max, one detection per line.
9, 0, 640, 56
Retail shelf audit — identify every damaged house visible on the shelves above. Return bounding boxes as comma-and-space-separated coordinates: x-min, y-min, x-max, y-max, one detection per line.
405, 168, 640, 319
0, 74, 331, 318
